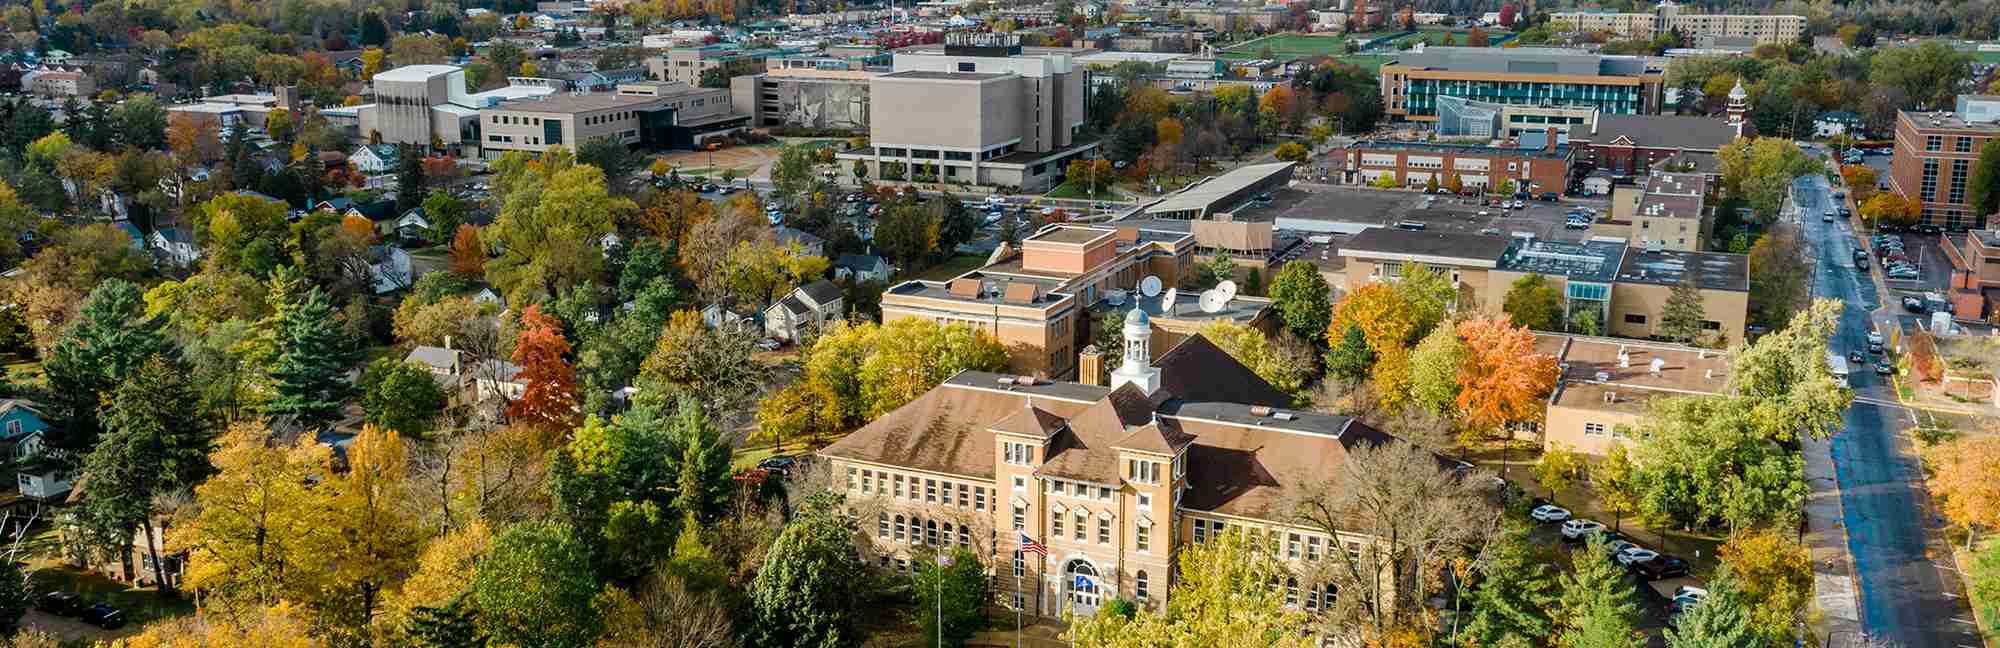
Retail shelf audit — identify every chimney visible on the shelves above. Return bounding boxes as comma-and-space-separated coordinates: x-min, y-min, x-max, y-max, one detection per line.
1078, 345, 1104, 387
1544, 126, 1558, 154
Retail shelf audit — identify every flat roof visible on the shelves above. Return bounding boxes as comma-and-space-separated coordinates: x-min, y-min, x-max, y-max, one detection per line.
1615, 247, 1749, 291
1899, 109, 2000, 132
884, 272, 1071, 307
1089, 290, 1267, 326
1348, 139, 1572, 161
1144, 162, 1296, 216
1026, 225, 1115, 245
1547, 333, 1732, 394
1496, 239, 1627, 283
879, 70, 1011, 81
1339, 227, 1511, 266
486, 93, 662, 114
1387, 46, 1658, 78
1075, 51, 1190, 66
375, 64, 462, 81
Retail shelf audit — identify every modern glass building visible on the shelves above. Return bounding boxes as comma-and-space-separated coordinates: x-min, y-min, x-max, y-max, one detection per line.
1381, 47, 1666, 123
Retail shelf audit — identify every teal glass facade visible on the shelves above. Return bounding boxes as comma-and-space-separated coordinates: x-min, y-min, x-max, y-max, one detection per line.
1404, 78, 1645, 118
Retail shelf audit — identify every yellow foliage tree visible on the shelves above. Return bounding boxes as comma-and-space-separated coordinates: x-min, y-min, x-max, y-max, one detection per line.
1065, 529, 1312, 648
1931, 433, 2000, 537
119, 602, 324, 648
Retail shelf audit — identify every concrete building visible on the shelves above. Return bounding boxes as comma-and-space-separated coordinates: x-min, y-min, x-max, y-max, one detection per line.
477, 81, 743, 156
730, 68, 877, 130
818, 323, 1422, 620
1380, 47, 1668, 123
356, 65, 559, 154
880, 222, 1271, 378
1539, 333, 1732, 455
24, 68, 94, 98
1888, 96, 2000, 231
1607, 246, 1749, 343
836, 34, 1096, 192
1611, 171, 1710, 251
649, 45, 789, 86
1551, 2, 1806, 45
166, 93, 284, 130
1337, 138, 1574, 197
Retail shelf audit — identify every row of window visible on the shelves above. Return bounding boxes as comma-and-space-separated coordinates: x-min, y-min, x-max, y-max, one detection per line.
1192, 519, 1352, 563
1923, 134, 1982, 154
850, 467, 990, 512
876, 512, 974, 548
583, 111, 638, 127
1050, 509, 1117, 546
490, 114, 546, 126
486, 135, 547, 146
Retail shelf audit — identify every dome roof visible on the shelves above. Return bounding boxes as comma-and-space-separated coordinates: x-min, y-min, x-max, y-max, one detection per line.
1125, 306, 1150, 328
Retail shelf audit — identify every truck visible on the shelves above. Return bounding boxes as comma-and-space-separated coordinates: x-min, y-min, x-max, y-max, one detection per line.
1827, 353, 1851, 386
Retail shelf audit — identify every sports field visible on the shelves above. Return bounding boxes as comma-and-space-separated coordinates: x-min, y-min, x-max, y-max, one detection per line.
1218, 33, 1352, 59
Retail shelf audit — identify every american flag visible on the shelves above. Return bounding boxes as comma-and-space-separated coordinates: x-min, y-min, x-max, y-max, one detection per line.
1020, 531, 1047, 556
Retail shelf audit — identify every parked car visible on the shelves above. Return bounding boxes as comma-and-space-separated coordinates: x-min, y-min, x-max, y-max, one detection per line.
1605, 539, 1638, 556
1848, 351, 1866, 364
81, 603, 125, 629
1629, 556, 1691, 580
1903, 296, 1926, 312
34, 591, 81, 616
1615, 547, 1661, 565
757, 456, 798, 477
754, 338, 782, 351
1529, 504, 1571, 522
1539, 192, 1561, 201
1670, 587, 1710, 615
1560, 519, 1606, 540
1876, 362, 1894, 376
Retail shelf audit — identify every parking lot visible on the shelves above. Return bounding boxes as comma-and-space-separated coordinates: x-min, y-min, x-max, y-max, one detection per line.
1516, 499, 1693, 638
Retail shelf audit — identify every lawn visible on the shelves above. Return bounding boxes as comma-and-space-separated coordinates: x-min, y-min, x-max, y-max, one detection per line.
0, 353, 41, 384
913, 254, 987, 282
1042, 180, 1125, 201
1219, 32, 1352, 59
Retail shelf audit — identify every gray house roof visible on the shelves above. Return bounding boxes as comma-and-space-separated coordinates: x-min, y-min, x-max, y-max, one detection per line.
797, 279, 842, 305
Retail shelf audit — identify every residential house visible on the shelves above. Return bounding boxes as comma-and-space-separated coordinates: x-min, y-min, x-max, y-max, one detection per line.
765, 279, 844, 342
835, 254, 892, 283
701, 303, 755, 334
150, 227, 200, 266
395, 208, 433, 241
369, 245, 414, 294
351, 144, 400, 174
1814, 111, 1866, 139
775, 225, 827, 257
0, 401, 71, 500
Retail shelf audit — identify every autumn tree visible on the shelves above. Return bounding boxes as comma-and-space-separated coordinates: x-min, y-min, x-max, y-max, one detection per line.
1716, 137, 1817, 221
174, 422, 329, 608
640, 310, 763, 420
473, 521, 604, 648
1858, 192, 1921, 228
1717, 530, 1812, 642
118, 603, 323, 648
758, 319, 1008, 439
1534, 443, 1587, 508
1065, 529, 1311, 648
1933, 434, 2000, 541
1408, 325, 1465, 418
508, 305, 580, 436
482, 150, 631, 303
1840, 164, 1879, 201
1557, 536, 1644, 648
315, 426, 423, 642
448, 224, 485, 277
1455, 317, 1558, 435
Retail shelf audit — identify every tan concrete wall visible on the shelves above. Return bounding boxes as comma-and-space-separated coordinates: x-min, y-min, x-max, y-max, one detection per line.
1543, 404, 1641, 455
871, 75, 1020, 152
1607, 282, 1747, 346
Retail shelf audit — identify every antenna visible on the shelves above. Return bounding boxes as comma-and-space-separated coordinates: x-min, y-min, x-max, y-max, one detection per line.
1161, 288, 1179, 314
1140, 275, 1162, 297
1214, 280, 1237, 302
1198, 289, 1226, 313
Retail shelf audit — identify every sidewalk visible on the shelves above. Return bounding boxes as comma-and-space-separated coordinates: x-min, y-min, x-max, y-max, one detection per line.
1802, 430, 1863, 642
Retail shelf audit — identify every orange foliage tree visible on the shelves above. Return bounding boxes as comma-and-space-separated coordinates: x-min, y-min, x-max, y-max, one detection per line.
1931, 431, 2000, 539
449, 224, 485, 277
507, 305, 579, 435
1454, 317, 1559, 433
339, 214, 376, 242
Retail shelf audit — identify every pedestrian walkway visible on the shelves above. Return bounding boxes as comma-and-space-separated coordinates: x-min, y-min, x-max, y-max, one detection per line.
1803, 430, 1864, 642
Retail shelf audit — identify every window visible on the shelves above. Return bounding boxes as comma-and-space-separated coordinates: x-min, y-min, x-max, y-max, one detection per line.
1193, 519, 1209, 544
976, 487, 988, 511
1701, 320, 1721, 330
1052, 481, 1066, 495
1136, 571, 1150, 600
1073, 512, 1086, 541
1052, 511, 1064, 538
861, 470, 873, 494
956, 484, 968, 508
893, 475, 904, 499
1623, 313, 1646, 325
1099, 486, 1112, 499
1004, 441, 1033, 465
1138, 494, 1152, 510
1098, 517, 1111, 544
1287, 533, 1301, 559
925, 479, 937, 503
926, 520, 939, 546
895, 515, 907, 542
1012, 505, 1025, 530
958, 525, 970, 547
1307, 536, 1322, 560
1013, 476, 1026, 491
846, 467, 856, 490
878, 513, 889, 539
1014, 550, 1025, 577
957, 61, 975, 72
1136, 524, 1151, 551
1956, 137, 1974, 153
1285, 577, 1299, 607
1585, 422, 1608, 436
1128, 459, 1160, 484
941, 481, 953, 506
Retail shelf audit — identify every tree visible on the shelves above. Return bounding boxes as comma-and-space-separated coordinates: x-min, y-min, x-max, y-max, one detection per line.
1534, 443, 1587, 507
318, 426, 423, 641
391, 33, 451, 67
1324, 324, 1374, 385
1557, 536, 1644, 648
1746, 226, 1809, 331
1066, 529, 1311, 648
1972, 140, 2000, 217
1455, 318, 1558, 434
1858, 192, 1921, 229
173, 422, 326, 607
79, 355, 213, 596
578, 137, 641, 192
912, 548, 988, 648
1715, 138, 1818, 221
473, 521, 604, 648
762, 319, 1007, 436
1625, 395, 1808, 531
1468, 27, 1491, 47
118, 604, 321, 647
1460, 523, 1558, 646
448, 225, 485, 277
1841, 164, 1880, 201
482, 150, 630, 302
359, 358, 449, 437
1726, 299, 1851, 443
1329, 283, 1418, 357
1289, 441, 1491, 642
1269, 261, 1332, 344
509, 305, 580, 435
1503, 274, 1563, 331
0, 562, 25, 636
1664, 573, 1755, 648
113, 95, 168, 151
750, 494, 870, 648
262, 271, 358, 430
769, 144, 818, 206
1718, 530, 1812, 641
1273, 141, 1308, 162
661, 396, 735, 521
1197, 321, 1312, 396
42, 279, 169, 467
641, 310, 764, 420
1934, 435, 2000, 540
1408, 325, 1465, 418
1869, 41, 1972, 109
1657, 273, 1707, 344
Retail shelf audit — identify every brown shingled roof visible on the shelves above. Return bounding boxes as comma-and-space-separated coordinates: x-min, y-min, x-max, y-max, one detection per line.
1153, 334, 1293, 408
991, 402, 1067, 439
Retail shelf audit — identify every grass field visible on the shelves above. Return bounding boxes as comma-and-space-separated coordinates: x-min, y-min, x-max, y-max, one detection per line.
1219, 33, 1352, 59
1042, 180, 1127, 201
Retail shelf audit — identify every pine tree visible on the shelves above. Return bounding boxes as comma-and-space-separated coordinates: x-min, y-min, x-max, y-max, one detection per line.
405, 594, 487, 648
396, 143, 428, 214
1665, 575, 1756, 648
226, 121, 256, 190
663, 396, 733, 521
1461, 524, 1559, 646
42, 279, 168, 468
1657, 272, 1707, 344
262, 269, 359, 430
1557, 536, 1645, 648
81, 355, 214, 595
1325, 324, 1374, 385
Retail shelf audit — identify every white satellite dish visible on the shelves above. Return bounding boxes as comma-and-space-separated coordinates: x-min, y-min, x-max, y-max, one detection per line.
1199, 289, 1227, 313
1106, 289, 1126, 306
1140, 276, 1163, 297
1215, 280, 1238, 302
1161, 288, 1179, 313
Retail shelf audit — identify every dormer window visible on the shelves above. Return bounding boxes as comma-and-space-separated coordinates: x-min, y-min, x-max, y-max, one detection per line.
1004, 441, 1034, 466
1128, 459, 1161, 485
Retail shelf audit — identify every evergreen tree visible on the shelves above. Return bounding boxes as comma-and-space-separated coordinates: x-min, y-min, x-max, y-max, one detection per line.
1268, 260, 1331, 344
1657, 272, 1707, 344
42, 279, 168, 470
750, 493, 869, 648
80, 355, 214, 595
396, 143, 428, 213
226, 121, 256, 190
1665, 575, 1756, 648
405, 593, 488, 648
1557, 536, 1645, 648
1970, 139, 2000, 217
1325, 324, 1374, 385
361, 11, 390, 46
261, 269, 359, 430
1461, 524, 1559, 646
662, 396, 733, 521
0, 560, 25, 634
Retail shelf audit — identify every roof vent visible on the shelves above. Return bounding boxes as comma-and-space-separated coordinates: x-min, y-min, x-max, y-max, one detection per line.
1249, 405, 1274, 417
1649, 357, 1666, 375
1273, 411, 1296, 421
1704, 369, 1714, 380
1594, 371, 1612, 382
1603, 391, 1617, 403
1617, 347, 1631, 367
1016, 375, 1039, 386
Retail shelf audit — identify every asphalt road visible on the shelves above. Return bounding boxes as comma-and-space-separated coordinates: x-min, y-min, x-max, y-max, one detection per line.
1797, 175, 1981, 648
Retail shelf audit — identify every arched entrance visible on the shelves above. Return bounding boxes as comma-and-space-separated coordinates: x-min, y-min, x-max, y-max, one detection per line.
1062, 558, 1101, 616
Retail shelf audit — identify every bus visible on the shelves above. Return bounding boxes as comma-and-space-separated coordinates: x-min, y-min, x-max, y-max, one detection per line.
1827, 353, 1851, 386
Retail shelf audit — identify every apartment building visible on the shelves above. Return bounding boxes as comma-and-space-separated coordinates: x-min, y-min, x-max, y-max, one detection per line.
1610, 171, 1710, 251
729, 68, 877, 130
1539, 333, 1732, 455
1552, 2, 1806, 45
23, 68, 94, 98
1888, 96, 2000, 231
648, 45, 790, 86
1338, 228, 1750, 344
818, 322, 1412, 620
477, 81, 743, 156
835, 33, 1095, 191
1338, 138, 1574, 197
1380, 47, 1667, 123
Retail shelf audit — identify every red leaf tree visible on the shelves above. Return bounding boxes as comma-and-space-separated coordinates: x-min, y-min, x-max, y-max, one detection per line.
449, 224, 485, 277
507, 305, 579, 435
1454, 317, 1559, 433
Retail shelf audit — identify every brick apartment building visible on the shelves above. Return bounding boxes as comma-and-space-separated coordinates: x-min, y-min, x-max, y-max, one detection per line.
1888, 96, 2000, 231
1337, 137, 1574, 196
1941, 230, 2000, 320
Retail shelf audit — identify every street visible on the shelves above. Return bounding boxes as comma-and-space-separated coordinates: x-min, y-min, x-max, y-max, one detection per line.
1795, 174, 1980, 648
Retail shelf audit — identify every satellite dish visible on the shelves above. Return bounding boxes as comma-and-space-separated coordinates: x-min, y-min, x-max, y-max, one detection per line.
1107, 289, 1126, 306
1140, 276, 1163, 297
1161, 288, 1179, 314
1215, 280, 1238, 302
1199, 290, 1227, 313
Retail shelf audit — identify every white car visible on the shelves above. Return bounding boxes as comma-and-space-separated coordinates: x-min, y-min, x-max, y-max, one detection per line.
1605, 539, 1637, 555
1615, 547, 1660, 565
1529, 505, 1571, 522
1560, 519, 1606, 539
